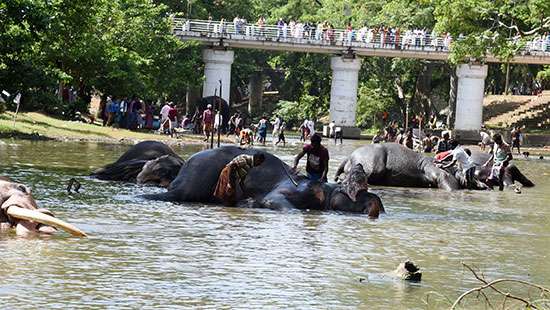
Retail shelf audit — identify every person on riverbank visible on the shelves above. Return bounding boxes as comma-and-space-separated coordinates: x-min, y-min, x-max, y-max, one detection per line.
275, 121, 286, 146
293, 133, 329, 182
239, 127, 254, 146
202, 104, 214, 142
479, 129, 492, 151
256, 115, 268, 145
271, 115, 282, 140
435, 131, 451, 154
511, 126, 522, 155
213, 153, 266, 206
483, 133, 513, 191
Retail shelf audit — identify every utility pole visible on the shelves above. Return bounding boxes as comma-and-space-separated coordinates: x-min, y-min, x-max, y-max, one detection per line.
217, 79, 222, 148
210, 88, 216, 149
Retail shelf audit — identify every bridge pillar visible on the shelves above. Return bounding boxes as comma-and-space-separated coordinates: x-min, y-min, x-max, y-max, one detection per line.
202, 49, 234, 104
330, 56, 362, 138
454, 64, 488, 141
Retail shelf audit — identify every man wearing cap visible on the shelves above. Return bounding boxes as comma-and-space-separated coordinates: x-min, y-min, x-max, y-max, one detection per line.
202, 104, 214, 142
293, 133, 329, 182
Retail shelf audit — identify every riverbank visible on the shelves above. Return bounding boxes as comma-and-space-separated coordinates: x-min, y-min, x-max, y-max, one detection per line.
0, 112, 233, 146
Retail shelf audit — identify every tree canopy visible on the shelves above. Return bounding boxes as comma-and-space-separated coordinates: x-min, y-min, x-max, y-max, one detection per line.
1, 0, 548, 126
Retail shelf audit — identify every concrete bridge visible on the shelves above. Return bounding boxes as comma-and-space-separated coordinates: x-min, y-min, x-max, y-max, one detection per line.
173, 18, 550, 138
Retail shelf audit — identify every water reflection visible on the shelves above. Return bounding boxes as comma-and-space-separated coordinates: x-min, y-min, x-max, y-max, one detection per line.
0, 139, 549, 308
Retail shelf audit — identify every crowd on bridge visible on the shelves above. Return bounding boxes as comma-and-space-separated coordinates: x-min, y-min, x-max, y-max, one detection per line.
199, 15, 454, 50
186, 16, 550, 53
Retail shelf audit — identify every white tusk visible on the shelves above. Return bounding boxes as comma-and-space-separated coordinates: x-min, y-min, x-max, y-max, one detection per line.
6, 205, 87, 237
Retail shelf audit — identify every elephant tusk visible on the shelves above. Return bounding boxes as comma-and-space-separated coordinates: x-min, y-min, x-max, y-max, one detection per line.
6, 205, 87, 237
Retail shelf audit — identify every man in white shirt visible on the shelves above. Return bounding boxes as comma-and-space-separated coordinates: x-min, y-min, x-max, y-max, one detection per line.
441, 140, 487, 190
479, 130, 492, 151
159, 102, 171, 133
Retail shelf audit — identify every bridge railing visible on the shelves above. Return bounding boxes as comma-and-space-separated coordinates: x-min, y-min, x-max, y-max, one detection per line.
173, 18, 550, 56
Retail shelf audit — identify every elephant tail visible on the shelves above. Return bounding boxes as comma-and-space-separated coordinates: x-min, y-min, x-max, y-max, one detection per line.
508, 165, 535, 187
334, 157, 349, 182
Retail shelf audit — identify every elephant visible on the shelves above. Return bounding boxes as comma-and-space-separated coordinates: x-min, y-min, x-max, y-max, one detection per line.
0, 177, 86, 237
91, 141, 184, 187
144, 146, 384, 217
335, 143, 461, 190
468, 151, 534, 188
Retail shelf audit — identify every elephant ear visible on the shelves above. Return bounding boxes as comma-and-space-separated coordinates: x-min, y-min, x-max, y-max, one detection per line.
341, 164, 370, 202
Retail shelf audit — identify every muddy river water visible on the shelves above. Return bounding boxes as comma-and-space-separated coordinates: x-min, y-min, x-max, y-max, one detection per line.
0, 139, 549, 309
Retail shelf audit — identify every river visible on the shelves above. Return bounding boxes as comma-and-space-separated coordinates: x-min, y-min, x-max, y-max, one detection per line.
0, 139, 549, 309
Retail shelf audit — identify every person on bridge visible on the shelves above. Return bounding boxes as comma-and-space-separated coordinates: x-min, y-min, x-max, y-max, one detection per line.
293, 133, 329, 182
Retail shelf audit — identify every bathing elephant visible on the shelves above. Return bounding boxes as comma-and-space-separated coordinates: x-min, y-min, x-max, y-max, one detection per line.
468, 151, 534, 188
0, 177, 86, 237
335, 143, 460, 190
145, 146, 384, 217
91, 141, 184, 187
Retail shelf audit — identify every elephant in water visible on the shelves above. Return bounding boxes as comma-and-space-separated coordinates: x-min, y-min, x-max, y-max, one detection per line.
144, 146, 384, 218
0, 177, 86, 237
335, 143, 460, 190
467, 151, 534, 188
91, 141, 184, 187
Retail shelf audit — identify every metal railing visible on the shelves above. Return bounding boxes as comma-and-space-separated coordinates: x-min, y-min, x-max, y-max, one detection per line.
173, 18, 550, 57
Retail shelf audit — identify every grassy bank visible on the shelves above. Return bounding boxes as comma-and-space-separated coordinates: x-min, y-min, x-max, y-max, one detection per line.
0, 112, 221, 145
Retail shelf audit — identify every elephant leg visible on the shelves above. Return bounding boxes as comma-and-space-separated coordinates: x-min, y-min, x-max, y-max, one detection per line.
506, 165, 535, 187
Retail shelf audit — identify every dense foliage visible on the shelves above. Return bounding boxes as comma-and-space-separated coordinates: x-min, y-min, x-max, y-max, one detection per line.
1, 0, 548, 126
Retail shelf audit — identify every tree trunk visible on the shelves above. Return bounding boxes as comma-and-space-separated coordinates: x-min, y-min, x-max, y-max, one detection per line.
447, 66, 457, 129
186, 86, 200, 114
412, 62, 435, 120
248, 72, 263, 116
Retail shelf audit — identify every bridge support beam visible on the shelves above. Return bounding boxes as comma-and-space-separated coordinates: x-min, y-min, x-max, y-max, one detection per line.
454, 64, 488, 141
329, 56, 362, 138
202, 49, 234, 104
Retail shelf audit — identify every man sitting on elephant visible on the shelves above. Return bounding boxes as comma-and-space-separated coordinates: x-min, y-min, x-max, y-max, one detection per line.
483, 133, 513, 191
293, 134, 329, 182
439, 140, 488, 190
214, 153, 266, 206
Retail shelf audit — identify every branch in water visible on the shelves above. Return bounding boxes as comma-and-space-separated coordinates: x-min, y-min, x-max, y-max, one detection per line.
450, 262, 550, 309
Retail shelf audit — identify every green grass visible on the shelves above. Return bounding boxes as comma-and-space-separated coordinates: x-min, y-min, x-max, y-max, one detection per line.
0, 112, 213, 144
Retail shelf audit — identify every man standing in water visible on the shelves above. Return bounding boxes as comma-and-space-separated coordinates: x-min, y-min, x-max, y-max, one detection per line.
214, 153, 266, 206
483, 133, 513, 191
293, 133, 329, 182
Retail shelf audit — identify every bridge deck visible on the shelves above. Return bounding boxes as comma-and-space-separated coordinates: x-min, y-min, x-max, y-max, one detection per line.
173, 19, 550, 65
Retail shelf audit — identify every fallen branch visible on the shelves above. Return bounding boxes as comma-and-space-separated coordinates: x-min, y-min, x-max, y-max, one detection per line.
450, 262, 550, 309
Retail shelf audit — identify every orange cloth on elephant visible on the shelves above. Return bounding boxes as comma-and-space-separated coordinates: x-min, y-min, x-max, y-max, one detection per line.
213, 165, 235, 202
213, 154, 255, 203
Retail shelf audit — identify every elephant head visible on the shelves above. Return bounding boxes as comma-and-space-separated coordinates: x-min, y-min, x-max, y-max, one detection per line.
328, 187, 385, 218
340, 163, 370, 202
137, 155, 185, 187
0, 177, 86, 237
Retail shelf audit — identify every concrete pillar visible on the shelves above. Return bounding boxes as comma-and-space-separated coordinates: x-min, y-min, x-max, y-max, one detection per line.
248, 72, 263, 116
329, 56, 362, 138
202, 49, 234, 104
454, 64, 488, 141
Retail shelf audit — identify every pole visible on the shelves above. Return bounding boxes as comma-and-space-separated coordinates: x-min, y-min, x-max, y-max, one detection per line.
217, 79, 222, 148
504, 62, 510, 95
211, 88, 216, 149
